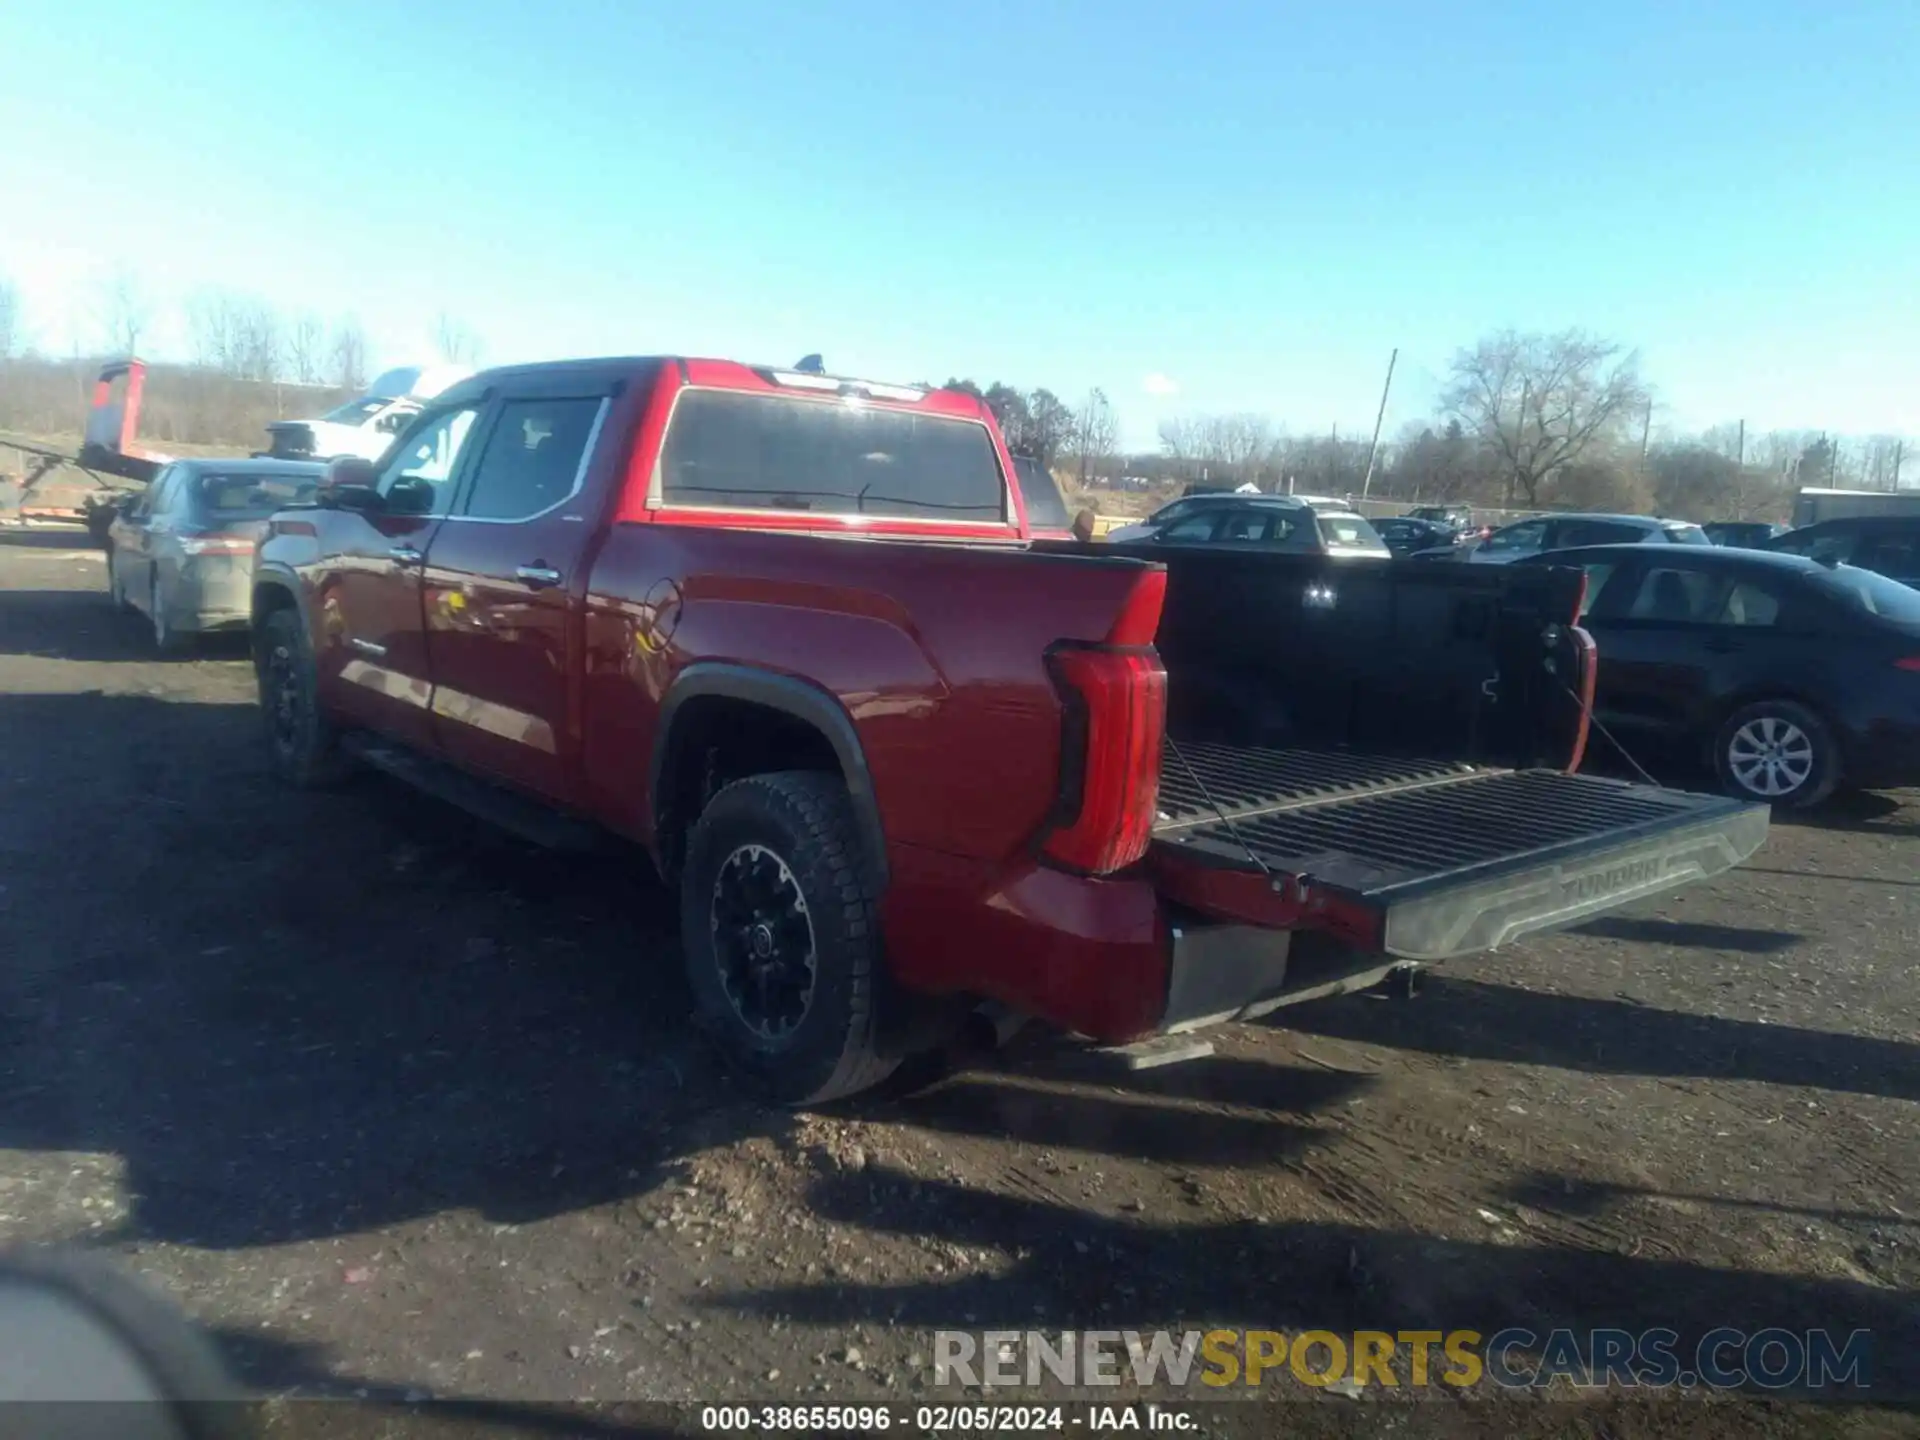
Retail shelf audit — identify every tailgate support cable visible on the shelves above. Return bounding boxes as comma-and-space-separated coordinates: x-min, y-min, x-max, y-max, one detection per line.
1162, 737, 1303, 898
1556, 677, 1660, 788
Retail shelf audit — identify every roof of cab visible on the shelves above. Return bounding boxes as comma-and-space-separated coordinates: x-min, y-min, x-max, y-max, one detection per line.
432, 357, 992, 422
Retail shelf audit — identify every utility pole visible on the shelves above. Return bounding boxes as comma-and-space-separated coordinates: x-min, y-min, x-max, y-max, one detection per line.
1360, 347, 1398, 500
1639, 399, 1653, 464
1735, 418, 1745, 468
1895, 440, 1905, 490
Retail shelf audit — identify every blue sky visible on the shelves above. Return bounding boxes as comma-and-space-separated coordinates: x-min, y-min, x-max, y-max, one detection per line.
1, 0, 1915, 448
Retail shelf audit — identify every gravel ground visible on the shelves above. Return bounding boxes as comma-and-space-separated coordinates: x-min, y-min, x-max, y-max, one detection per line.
0, 524, 1915, 1437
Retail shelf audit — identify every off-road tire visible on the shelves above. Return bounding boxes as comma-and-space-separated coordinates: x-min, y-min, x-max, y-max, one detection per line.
680, 771, 897, 1105
257, 608, 350, 788
1713, 698, 1839, 809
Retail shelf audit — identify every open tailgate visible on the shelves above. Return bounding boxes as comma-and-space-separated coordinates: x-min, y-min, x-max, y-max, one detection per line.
1150, 741, 1769, 960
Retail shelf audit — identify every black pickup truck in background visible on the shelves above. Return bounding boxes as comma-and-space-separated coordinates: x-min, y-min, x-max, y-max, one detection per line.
1042, 536, 1770, 1003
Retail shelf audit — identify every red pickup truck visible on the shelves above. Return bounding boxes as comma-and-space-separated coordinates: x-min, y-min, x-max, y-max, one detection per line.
251, 356, 1769, 1102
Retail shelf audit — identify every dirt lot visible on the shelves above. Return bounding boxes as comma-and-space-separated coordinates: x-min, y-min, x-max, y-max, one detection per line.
0, 526, 1916, 1435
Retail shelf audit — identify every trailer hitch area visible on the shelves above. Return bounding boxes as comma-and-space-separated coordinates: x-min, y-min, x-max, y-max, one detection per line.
1271, 870, 1324, 915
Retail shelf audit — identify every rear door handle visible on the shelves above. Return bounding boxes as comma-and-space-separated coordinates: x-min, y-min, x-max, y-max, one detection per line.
516, 564, 563, 588
389, 545, 424, 566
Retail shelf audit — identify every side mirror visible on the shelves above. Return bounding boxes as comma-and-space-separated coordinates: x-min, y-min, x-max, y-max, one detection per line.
316, 457, 381, 511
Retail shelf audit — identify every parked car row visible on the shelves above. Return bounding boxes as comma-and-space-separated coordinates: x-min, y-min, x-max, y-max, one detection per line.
103, 355, 1773, 1104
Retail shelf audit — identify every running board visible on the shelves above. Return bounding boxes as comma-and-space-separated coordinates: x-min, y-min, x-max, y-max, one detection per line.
341, 735, 601, 851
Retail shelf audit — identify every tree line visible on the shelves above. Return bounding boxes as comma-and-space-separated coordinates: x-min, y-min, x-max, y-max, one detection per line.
0, 268, 487, 396
1134, 330, 1906, 522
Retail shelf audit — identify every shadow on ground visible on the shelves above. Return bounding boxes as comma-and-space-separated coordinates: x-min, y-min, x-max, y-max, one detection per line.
0, 683, 782, 1248
0, 584, 250, 663
705, 1166, 1920, 1400
1278, 975, 1920, 1102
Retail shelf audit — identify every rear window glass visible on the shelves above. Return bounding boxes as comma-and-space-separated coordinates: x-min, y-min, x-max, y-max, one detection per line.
1012, 456, 1070, 529
1663, 523, 1711, 545
661, 390, 1007, 522
193, 472, 318, 517
1807, 564, 1920, 623
1318, 514, 1385, 549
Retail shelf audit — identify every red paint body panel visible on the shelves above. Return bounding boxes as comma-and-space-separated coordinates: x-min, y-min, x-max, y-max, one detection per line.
880, 843, 1171, 1043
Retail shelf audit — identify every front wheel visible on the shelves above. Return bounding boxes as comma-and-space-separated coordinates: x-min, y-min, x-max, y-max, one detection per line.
1713, 700, 1838, 809
680, 771, 897, 1105
257, 608, 349, 787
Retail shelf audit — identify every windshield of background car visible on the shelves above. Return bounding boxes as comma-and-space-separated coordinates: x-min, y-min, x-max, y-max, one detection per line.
660, 391, 1007, 522
192, 472, 319, 519
1012, 456, 1071, 529
1318, 513, 1386, 550
320, 397, 389, 425
1806, 564, 1920, 624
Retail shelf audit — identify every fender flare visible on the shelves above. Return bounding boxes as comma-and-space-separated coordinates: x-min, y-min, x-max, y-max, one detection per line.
650, 663, 889, 890
250, 562, 313, 646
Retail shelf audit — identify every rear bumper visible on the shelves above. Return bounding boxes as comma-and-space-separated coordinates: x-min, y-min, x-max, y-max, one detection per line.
165, 561, 255, 631
883, 793, 1768, 1045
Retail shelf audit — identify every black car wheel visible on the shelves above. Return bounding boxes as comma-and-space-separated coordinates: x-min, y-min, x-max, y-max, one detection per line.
680, 771, 896, 1105
257, 608, 349, 787
1713, 700, 1838, 809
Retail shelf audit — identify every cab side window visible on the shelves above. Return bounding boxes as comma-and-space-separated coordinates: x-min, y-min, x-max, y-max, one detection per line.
378, 406, 482, 517
1625, 566, 1729, 623
1159, 513, 1221, 542
458, 398, 606, 522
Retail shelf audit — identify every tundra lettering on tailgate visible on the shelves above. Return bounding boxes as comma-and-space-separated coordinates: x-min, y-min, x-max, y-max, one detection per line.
1562, 855, 1672, 905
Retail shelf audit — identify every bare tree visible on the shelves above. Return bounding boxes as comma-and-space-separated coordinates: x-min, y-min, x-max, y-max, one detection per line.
231, 300, 283, 382
433, 312, 484, 366
95, 269, 152, 356
287, 313, 326, 385
330, 319, 369, 391
1157, 416, 1206, 467
1075, 387, 1118, 484
1442, 329, 1648, 507
0, 275, 19, 359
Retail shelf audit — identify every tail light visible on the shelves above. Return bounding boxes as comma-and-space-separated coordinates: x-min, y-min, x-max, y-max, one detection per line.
1895, 657, 1920, 672
1038, 567, 1170, 876
178, 534, 252, 556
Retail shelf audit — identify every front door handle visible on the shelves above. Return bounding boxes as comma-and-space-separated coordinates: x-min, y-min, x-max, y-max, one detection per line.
1704, 637, 1739, 654
516, 564, 563, 588
389, 545, 424, 566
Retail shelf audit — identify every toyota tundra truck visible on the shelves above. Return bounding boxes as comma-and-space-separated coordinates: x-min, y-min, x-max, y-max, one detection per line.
250, 356, 1770, 1102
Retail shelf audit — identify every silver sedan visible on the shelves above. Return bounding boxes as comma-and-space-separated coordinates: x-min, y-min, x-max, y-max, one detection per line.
106, 458, 323, 652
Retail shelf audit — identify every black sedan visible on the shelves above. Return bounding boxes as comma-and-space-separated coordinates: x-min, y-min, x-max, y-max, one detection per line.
1517, 544, 1920, 807
1375, 516, 1461, 558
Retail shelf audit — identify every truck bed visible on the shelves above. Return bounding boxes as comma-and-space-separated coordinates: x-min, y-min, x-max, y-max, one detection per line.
1151, 739, 1769, 961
